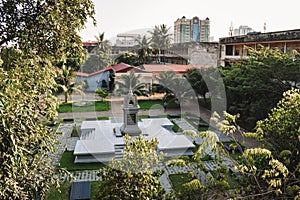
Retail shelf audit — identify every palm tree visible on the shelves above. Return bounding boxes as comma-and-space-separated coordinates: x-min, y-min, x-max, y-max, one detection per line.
154, 71, 193, 104
135, 35, 152, 64
94, 32, 114, 68
115, 70, 149, 96
149, 24, 172, 63
59, 64, 85, 103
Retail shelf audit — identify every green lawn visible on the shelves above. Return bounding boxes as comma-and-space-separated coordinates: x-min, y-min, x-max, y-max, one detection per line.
97, 116, 109, 120
45, 181, 100, 200
59, 151, 105, 171
58, 101, 110, 113
138, 115, 149, 120
45, 181, 71, 200
171, 121, 181, 132
169, 173, 191, 192
138, 99, 163, 109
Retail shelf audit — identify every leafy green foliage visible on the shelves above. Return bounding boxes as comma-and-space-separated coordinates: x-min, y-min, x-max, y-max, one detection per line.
94, 32, 114, 68
115, 70, 149, 96
169, 173, 192, 191
58, 64, 85, 103
95, 88, 109, 101
44, 181, 72, 200
220, 46, 300, 129
0, 49, 59, 199
80, 54, 105, 73
0, 1, 95, 199
154, 71, 193, 105
185, 68, 209, 100
246, 88, 300, 198
115, 52, 139, 66
97, 135, 172, 199
238, 148, 289, 198
254, 89, 300, 172
149, 24, 172, 63
135, 35, 153, 64
0, 0, 95, 62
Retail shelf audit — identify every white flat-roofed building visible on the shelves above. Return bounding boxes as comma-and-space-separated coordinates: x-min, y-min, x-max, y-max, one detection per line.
74, 118, 195, 163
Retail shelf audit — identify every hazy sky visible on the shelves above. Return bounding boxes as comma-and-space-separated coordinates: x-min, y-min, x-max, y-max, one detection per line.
79, 0, 300, 42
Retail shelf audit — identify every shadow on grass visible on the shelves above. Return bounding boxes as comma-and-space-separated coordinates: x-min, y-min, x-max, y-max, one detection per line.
58, 101, 110, 113
59, 151, 105, 171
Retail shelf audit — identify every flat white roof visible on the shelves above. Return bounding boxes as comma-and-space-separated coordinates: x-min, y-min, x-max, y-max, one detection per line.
74, 118, 194, 157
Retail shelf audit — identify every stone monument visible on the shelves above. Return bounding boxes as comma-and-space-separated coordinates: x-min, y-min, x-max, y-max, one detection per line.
120, 90, 142, 136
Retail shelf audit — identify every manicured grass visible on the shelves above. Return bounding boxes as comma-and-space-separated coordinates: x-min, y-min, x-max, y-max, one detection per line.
169, 173, 191, 192
172, 121, 181, 132
138, 99, 180, 109
59, 151, 105, 171
45, 181, 71, 200
58, 101, 110, 113
71, 126, 81, 137
90, 181, 100, 200
97, 116, 109, 120
138, 115, 149, 120
45, 181, 100, 200
138, 99, 163, 109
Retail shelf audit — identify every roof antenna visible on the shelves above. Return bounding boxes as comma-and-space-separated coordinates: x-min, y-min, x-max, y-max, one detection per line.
229, 22, 233, 36
263, 22, 266, 33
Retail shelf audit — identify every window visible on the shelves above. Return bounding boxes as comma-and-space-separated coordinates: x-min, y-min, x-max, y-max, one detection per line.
226, 45, 233, 56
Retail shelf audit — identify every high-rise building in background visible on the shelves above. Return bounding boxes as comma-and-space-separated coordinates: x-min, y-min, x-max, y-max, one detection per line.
233, 25, 254, 36
174, 16, 210, 43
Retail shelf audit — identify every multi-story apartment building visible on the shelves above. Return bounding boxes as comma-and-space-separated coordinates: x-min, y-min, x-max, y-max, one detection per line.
233, 25, 254, 36
219, 29, 300, 66
174, 16, 210, 43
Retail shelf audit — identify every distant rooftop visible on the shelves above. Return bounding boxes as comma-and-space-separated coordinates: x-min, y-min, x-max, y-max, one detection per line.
220, 29, 300, 44
141, 64, 207, 73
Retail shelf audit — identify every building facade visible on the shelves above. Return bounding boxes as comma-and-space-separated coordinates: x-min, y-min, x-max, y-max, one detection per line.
219, 29, 300, 66
233, 25, 254, 36
174, 16, 210, 43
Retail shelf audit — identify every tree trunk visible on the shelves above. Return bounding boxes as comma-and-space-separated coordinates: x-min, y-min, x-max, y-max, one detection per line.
64, 92, 68, 103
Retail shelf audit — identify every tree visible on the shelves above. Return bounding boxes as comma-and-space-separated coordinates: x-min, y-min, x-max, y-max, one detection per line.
115, 70, 149, 96
135, 35, 153, 64
0, 48, 60, 199
80, 54, 105, 73
238, 148, 289, 199
214, 103, 299, 199
185, 68, 209, 101
247, 88, 300, 198
149, 24, 172, 63
219, 45, 300, 129
115, 52, 139, 66
154, 71, 193, 106
95, 88, 109, 101
0, 0, 95, 62
0, 0, 95, 199
58, 64, 85, 103
97, 135, 172, 200
94, 32, 114, 69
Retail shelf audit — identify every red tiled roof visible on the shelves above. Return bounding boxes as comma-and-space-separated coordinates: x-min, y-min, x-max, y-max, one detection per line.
72, 71, 89, 77
88, 62, 133, 76
142, 64, 207, 73
82, 41, 98, 46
